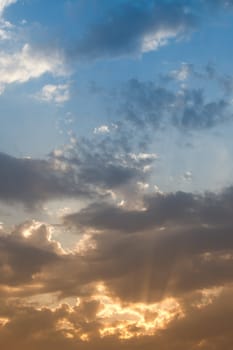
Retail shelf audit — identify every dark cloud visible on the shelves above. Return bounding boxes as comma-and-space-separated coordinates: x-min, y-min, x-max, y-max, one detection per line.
5, 187, 233, 302
0, 132, 154, 206
0, 152, 85, 206
61, 0, 233, 62
50, 223, 233, 302
61, 187, 233, 301
64, 187, 233, 233
0, 221, 61, 289
49, 133, 157, 202
0, 283, 233, 350
117, 78, 232, 129
68, 0, 198, 60
1, 186, 233, 349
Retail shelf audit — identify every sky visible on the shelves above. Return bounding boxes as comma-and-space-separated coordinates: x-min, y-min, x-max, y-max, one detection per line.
1, 0, 233, 349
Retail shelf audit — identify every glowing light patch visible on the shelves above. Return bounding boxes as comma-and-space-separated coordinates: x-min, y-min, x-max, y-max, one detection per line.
193, 287, 223, 309
22, 221, 43, 238
0, 317, 9, 327
93, 284, 184, 339
56, 318, 75, 339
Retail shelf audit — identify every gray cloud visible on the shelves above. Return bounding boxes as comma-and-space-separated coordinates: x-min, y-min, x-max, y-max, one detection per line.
68, 1, 198, 60
0, 152, 84, 206
61, 187, 233, 301
0, 221, 61, 289
0, 186, 233, 349
0, 132, 154, 206
0, 223, 233, 350
117, 78, 232, 130
0, 290, 232, 350
64, 186, 233, 233
61, 0, 233, 62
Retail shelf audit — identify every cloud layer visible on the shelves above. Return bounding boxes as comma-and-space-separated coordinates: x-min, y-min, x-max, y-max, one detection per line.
1, 184, 233, 349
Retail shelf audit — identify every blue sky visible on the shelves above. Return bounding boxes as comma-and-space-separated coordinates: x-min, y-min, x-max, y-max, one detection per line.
0, 0, 232, 192
1, 1, 233, 349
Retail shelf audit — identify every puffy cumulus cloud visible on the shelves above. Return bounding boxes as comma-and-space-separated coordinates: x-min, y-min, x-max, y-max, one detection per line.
69, 1, 198, 60
0, 221, 62, 291
35, 83, 70, 104
117, 77, 232, 129
0, 44, 66, 93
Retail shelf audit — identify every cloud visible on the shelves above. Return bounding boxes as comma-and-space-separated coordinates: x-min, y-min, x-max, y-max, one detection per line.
168, 63, 193, 82
61, 187, 233, 302
0, 44, 67, 93
0, 212, 233, 349
0, 0, 17, 41
0, 128, 156, 206
117, 78, 232, 129
69, 1, 198, 60
0, 184, 233, 349
63, 0, 233, 62
0, 221, 62, 288
183, 171, 192, 181
0, 289, 232, 350
94, 125, 110, 134
36, 84, 70, 104
0, 152, 90, 206
0, 0, 17, 15
64, 187, 233, 232
50, 133, 156, 197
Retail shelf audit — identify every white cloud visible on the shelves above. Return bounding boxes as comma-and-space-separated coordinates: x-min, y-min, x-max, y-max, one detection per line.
0, 27, 10, 39
183, 171, 193, 181
142, 29, 179, 53
170, 63, 192, 81
0, 0, 17, 41
0, 44, 67, 93
0, 0, 17, 15
36, 83, 70, 104
137, 182, 149, 191
94, 125, 110, 134
130, 153, 158, 161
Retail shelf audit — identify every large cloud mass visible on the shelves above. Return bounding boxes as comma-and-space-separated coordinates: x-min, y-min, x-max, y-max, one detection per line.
1, 185, 233, 349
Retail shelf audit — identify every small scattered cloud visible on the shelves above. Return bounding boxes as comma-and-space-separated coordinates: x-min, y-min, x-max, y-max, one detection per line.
36, 83, 70, 104
117, 78, 232, 130
94, 125, 110, 134
183, 171, 193, 181
169, 63, 193, 81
